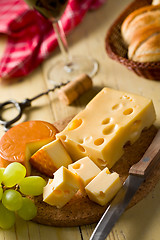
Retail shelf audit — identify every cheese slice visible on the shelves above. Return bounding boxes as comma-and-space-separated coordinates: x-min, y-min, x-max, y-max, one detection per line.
0, 121, 58, 175
43, 166, 80, 208
30, 139, 72, 177
57, 88, 156, 169
85, 168, 122, 206
68, 156, 102, 189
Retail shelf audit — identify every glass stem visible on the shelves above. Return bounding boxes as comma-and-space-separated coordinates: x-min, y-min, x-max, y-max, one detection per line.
53, 20, 72, 65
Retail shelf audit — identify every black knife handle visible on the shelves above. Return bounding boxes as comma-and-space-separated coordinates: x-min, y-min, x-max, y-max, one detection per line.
129, 129, 160, 177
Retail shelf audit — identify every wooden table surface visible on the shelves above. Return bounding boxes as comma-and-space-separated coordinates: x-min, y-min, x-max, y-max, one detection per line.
0, 0, 160, 239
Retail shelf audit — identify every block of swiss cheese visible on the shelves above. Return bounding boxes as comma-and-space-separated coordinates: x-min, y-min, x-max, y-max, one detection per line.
56, 88, 156, 169
0, 121, 58, 175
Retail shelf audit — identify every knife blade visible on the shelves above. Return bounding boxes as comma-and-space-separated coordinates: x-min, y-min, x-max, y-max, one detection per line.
90, 129, 160, 240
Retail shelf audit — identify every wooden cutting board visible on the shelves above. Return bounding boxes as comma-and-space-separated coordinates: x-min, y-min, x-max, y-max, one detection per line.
31, 116, 160, 227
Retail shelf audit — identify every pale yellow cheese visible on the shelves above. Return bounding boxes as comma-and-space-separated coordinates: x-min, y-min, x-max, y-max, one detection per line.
85, 168, 122, 206
68, 156, 102, 189
43, 166, 79, 208
57, 88, 156, 169
30, 139, 72, 177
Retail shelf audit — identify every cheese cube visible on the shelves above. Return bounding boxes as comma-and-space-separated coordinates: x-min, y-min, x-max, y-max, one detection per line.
68, 157, 102, 189
43, 166, 79, 208
30, 139, 72, 177
85, 168, 122, 206
57, 88, 156, 168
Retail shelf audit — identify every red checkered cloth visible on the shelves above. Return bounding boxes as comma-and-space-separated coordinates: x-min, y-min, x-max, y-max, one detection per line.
0, 0, 106, 83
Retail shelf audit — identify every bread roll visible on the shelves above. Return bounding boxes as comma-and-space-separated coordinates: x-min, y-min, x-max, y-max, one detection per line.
121, 5, 160, 45
128, 25, 160, 62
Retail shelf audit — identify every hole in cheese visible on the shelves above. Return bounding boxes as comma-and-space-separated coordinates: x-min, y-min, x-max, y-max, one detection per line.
120, 95, 133, 101
61, 135, 67, 141
97, 158, 107, 166
99, 191, 105, 198
102, 118, 112, 125
112, 103, 122, 110
94, 138, 104, 146
106, 169, 110, 174
72, 163, 81, 169
123, 108, 133, 115
84, 136, 92, 142
77, 144, 85, 152
49, 179, 53, 184
124, 95, 131, 99
53, 189, 63, 195
103, 124, 116, 135
67, 119, 82, 130
131, 120, 141, 131
78, 138, 84, 144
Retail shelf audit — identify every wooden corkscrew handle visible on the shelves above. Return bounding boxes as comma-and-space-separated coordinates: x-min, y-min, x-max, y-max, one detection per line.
129, 129, 160, 177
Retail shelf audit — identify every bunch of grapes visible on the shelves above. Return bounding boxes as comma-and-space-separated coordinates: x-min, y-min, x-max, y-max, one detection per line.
0, 162, 46, 230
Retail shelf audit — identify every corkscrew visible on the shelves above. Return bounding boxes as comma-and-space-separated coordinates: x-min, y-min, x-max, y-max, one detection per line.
0, 74, 92, 131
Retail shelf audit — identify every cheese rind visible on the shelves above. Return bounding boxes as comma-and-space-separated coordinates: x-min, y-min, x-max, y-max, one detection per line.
68, 157, 102, 189
43, 166, 80, 208
57, 88, 156, 168
30, 139, 72, 177
0, 121, 58, 175
85, 168, 122, 206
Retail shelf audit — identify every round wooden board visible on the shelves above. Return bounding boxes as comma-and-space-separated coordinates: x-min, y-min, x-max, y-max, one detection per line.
31, 117, 160, 227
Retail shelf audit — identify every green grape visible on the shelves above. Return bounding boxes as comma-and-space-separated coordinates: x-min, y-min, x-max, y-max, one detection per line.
0, 185, 3, 200
3, 162, 26, 187
17, 197, 37, 221
0, 168, 4, 184
0, 203, 15, 229
19, 176, 46, 196
2, 189, 22, 211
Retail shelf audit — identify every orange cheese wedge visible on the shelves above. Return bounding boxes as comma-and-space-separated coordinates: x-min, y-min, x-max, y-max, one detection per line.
0, 121, 58, 175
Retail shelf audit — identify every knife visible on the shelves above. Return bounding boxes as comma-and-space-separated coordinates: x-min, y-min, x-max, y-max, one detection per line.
90, 129, 160, 240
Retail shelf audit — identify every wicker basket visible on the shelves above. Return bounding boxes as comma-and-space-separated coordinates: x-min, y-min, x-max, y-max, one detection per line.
105, 0, 160, 81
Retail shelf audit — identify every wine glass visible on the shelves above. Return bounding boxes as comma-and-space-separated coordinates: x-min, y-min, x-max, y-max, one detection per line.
24, 0, 98, 84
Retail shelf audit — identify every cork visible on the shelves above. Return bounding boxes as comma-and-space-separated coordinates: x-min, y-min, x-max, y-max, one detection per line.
58, 74, 92, 105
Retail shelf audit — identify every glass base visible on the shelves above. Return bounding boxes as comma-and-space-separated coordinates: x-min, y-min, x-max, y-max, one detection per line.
47, 55, 99, 85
